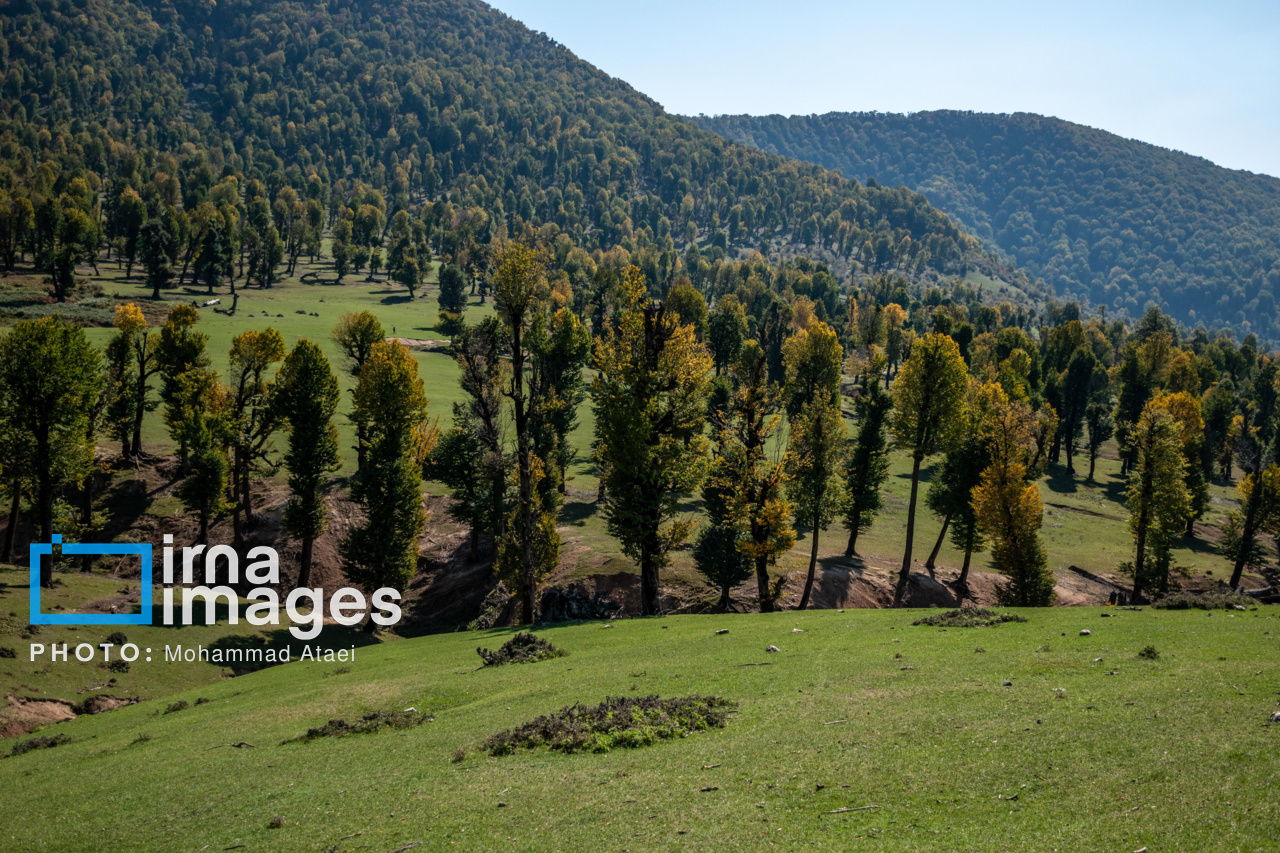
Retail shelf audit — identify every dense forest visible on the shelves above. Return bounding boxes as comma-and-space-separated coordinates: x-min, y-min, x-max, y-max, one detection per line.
0, 0, 1042, 307
694, 111, 1280, 341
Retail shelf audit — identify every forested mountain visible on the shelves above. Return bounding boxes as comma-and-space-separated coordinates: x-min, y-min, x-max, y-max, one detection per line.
0, 0, 1028, 299
693, 111, 1280, 340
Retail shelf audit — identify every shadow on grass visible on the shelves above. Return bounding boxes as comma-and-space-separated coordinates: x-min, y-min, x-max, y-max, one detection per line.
1044, 465, 1080, 495
559, 500, 597, 526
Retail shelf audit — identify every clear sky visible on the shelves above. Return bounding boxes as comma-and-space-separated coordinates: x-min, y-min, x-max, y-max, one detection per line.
487, 0, 1280, 178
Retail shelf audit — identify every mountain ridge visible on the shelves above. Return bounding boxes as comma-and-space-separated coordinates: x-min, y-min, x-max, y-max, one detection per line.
693, 109, 1280, 338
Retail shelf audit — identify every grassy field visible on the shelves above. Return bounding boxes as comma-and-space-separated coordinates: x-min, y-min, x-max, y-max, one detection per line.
1, 605, 1277, 851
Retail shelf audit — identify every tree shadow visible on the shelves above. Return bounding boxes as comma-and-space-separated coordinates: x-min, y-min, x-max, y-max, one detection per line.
1044, 465, 1080, 495
559, 500, 597, 526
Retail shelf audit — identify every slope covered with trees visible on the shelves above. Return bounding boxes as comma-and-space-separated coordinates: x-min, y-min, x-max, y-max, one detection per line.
0, 0, 1022, 296
694, 111, 1280, 340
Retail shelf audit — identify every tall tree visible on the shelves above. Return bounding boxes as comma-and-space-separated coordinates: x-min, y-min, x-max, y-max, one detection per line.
782, 321, 845, 609
0, 318, 102, 586
226, 328, 285, 543
595, 266, 712, 616
530, 308, 592, 494
842, 375, 893, 557
342, 341, 437, 626
707, 295, 747, 376
889, 332, 968, 606
492, 242, 560, 623
1124, 406, 1190, 600
332, 311, 385, 471
972, 383, 1058, 607
712, 342, 795, 613
156, 304, 211, 466
275, 339, 341, 589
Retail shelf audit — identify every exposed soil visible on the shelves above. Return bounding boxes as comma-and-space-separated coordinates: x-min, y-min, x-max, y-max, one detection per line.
0, 695, 76, 739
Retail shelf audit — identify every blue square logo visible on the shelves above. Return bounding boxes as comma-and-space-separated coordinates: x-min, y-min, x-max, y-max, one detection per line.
29, 535, 153, 625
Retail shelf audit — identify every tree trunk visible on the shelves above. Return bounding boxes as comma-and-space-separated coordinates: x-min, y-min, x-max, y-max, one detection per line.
925, 512, 951, 574
297, 537, 314, 589
2, 476, 21, 563
717, 585, 732, 612
958, 543, 973, 590
640, 539, 660, 617
798, 516, 821, 610
1065, 438, 1075, 475
80, 475, 94, 573
1132, 505, 1149, 603
38, 478, 54, 587
893, 456, 923, 607
755, 553, 774, 613
1088, 449, 1097, 481
1230, 486, 1261, 589
845, 521, 859, 558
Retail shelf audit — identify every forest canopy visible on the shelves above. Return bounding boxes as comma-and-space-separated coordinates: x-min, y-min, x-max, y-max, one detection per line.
695, 110, 1280, 341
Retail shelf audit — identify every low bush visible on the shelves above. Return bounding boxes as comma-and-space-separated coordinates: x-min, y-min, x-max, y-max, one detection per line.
913, 608, 1028, 628
484, 695, 736, 756
477, 632, 567, 667
9, 734, 72, 757
0, 646, 15, 659
1154, 591, 1255, 610
284, 709, 431, 744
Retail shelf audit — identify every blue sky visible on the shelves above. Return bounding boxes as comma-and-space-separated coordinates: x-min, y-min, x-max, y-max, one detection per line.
488, 0, 1280, 177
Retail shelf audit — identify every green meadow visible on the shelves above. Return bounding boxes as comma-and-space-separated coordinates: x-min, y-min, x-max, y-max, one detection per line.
2, 605, 1277, 852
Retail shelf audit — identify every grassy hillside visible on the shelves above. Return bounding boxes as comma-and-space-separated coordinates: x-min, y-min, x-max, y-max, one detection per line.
2, 605, 1277, 851
693, 110, 1280, 339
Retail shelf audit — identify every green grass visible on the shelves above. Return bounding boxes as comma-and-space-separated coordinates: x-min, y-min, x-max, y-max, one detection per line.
0, 568, 378, 704
1, 606, 1277, 851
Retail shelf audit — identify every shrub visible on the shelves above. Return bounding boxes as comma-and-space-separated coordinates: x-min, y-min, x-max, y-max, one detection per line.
105, 632, 128, 645
1138, 645, 1160, 659
912, 608, 1028, 628
163, 700, 189, 715
1154, 591, 1255, 610
284, 709, 432, 744
484, 695, 737, 756
477, 632, 567, 667
10, 734, 72, 757
107, 660, 130, 673
0, 646, 15, 659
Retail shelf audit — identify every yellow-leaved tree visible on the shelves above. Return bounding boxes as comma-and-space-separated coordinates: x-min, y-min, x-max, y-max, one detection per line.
972, 382, 1058, 607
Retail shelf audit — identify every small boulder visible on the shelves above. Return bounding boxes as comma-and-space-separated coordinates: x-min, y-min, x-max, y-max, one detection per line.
1003, 680, 1013, 687
766, 645, 780, 653
1269, 711, 1280, 724
715, 629, 729, 635
1080, 629, 1092, 636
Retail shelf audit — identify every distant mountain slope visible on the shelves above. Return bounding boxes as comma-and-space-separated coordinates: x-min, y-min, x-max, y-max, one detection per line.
693, 110, 1280, 338
0, 0, 1014, 291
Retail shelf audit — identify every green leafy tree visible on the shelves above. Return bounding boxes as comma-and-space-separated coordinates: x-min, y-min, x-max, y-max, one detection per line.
138, 217, 173, 299
842, 375, 893, 556
595, 267, 711, 616
0, 317, 102, 586
275, 339, 341, 589
342, 341, 438, 624
707, 295, 748, 376
781, 321, 845, 609
1124, 406, 1191, 600
332, 311, 385, 470
156, 304, 211, 465
492, 243, 560, 623
889, 332, 968, 606
711, 342, 795, 613
226, 328, 285, 543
